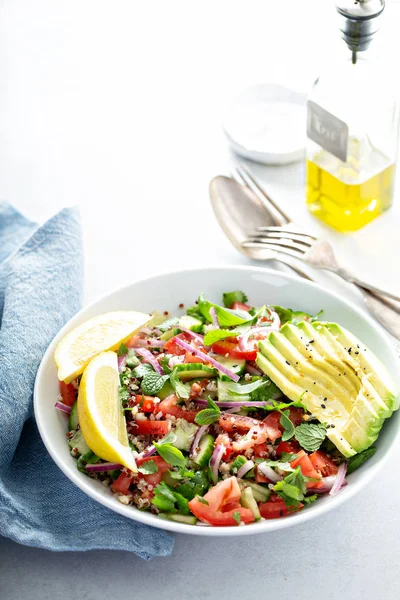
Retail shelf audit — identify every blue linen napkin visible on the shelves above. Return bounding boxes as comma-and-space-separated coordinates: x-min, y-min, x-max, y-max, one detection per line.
0, 203, 174, 559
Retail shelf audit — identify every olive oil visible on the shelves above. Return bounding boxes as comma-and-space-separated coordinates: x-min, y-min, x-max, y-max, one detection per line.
306, 149, 395, 232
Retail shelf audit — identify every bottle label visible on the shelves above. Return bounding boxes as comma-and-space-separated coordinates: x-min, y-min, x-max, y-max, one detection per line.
307, 101, 348, 162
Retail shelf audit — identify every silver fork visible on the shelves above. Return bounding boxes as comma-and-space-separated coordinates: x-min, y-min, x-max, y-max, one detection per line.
237, 165, 400, 303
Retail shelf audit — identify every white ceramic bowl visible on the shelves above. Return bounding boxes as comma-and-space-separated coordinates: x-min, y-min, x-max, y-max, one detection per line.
34, 266, 400, 536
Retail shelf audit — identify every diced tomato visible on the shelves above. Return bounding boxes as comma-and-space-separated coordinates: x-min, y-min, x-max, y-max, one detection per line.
211, 340, 257, 362
309, 450, 338, 477
158, 394, 199, 423
255, 467, 269, 483
164, 333, 193, 356
219, 413, 260, 434
215, 433, 233, 460
59, 381, 77, 407
184, 351, 205, 364
134, 395, 157, 413
136, 455, 170, 487
219, 414, 280, 453
291, 450, 323, 488
276, 440, 300, 456
231, 301, 251, 311
263, 411, 282, 432
188, 477, 255, 526
259, 494, 303, 519
253, 443, 269, 458
111, 471, 132, 494
189, 379, 209, 398
131, 419, 170, 436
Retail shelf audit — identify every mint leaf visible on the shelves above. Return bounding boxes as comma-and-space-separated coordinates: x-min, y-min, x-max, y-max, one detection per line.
347, 447, 376, 474
158, 317, 179, 333
294, 423, 326, 452
261, 459, 294, 472
280, 410, 295, 442
232, 511, 241, 525
117, 343, 128, 357
154, 443, 187, 468
222, 291, 248, 308
141, 372, 169, 396
194, 397, 221, 426
170, 368, 190, 399
137, 460, 159, 475
132, 363, 154, 378
203, 328, 240, 346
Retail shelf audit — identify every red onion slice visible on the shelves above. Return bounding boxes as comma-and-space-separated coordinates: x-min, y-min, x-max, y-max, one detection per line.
54, 401, 72, 415
133, 338, 165, 349
118, 355, 127, 372
135, 445, 157, 460
174, 338, 239, 382
175, 326, 204, 343
135, 347, 164, 374
209, 307, 219, 329
168, 354, 185, 369
258, 462, 283, 483
210, 444, 225, 483
86, 462, 123, 473
238, 326, 274, 353
329, 462, 347, 496
190, 425, 210, 458
307, 471, 348, 495
237, 460, 255, 479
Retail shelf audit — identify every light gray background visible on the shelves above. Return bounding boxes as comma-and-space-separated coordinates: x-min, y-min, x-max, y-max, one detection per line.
1, 1, 400, 599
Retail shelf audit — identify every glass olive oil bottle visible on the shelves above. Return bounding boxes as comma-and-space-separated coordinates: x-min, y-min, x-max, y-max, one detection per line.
306, 0, 399, 232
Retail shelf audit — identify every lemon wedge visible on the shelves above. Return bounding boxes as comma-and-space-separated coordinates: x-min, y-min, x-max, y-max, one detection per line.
55, 310, 150, 383
77, 351, 136, 471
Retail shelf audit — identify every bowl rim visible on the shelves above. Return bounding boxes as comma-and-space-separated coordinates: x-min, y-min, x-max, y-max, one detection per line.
34, 265, 400, 536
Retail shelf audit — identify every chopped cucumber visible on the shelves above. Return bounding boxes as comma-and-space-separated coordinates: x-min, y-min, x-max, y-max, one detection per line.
193, 434, 214, 468
77, 450, 100, 473
179, 315, 203, 331
217, 380, 249, 402
173, 419, 198, 451
68, 429, 90, 456
174, 363, 217, 381
230, 455, 247, 474
158, 513, 197, 525
157, 381, 174, 400
68, 401, 79, 430
217, 357, 246, 381
241, 487, 261, 520
160, 327, 181, 342
240, 480, 270, 503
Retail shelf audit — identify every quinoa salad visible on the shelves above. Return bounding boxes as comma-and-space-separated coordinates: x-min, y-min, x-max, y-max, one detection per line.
56, 291, 397, 526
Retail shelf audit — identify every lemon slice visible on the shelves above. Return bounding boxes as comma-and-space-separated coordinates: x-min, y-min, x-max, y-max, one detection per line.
55, 310, 151, 383
77, 351, 136, 471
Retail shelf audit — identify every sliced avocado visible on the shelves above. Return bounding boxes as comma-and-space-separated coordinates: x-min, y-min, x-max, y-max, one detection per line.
257, 321, 398, 457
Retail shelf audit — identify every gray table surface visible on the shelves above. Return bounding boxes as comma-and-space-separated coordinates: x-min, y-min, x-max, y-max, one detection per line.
2, 1, 400, 599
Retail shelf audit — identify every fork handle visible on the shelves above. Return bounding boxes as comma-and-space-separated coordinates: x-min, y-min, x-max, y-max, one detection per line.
335, 267, 400, 303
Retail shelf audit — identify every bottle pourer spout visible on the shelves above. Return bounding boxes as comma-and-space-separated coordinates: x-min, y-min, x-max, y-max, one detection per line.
336, 0, 385, 60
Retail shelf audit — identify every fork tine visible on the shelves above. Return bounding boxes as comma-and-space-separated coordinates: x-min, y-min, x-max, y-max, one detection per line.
251, 230, 314, 248
246, 235, 309, 254
231, 165, 289, 227
256, 226, 317, 242
242, 240, 305, 260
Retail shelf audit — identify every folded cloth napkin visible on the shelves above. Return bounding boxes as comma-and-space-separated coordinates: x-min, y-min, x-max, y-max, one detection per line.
0, 203, 174, 559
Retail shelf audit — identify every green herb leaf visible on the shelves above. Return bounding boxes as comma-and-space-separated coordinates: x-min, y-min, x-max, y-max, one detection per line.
203, 328, 240, 346
157, 432, 177, 446
222, 291, 248, 308
273, 466, 308, 507
158, 317, 180, 333
271, 306, 323, 326
197, 294, 250, 326
280, 410, 295, 442
346, 447, 376, 474
117, 343, 128, 357
141, 372, 170, 396
280, 452, 299, 462
186, 305, 206, 322
294, 423, 327, 452
152, 482, 177, 512
271, 306, 294, 325
197, 496, 209, 506
170, 368, 191, 399
250, 380, 283, 403
118, 386, 129, 404
232, 511, 241, 525
132, 363, 154, 378
159, 355, 172, 374
168, 468, 195, 480
228, 378, 267, 395
261, 459, 294, 472
194, 397, 221, 426
137, 460, 159, 475
154, 443, 187, 468
303, 494, 318, 506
